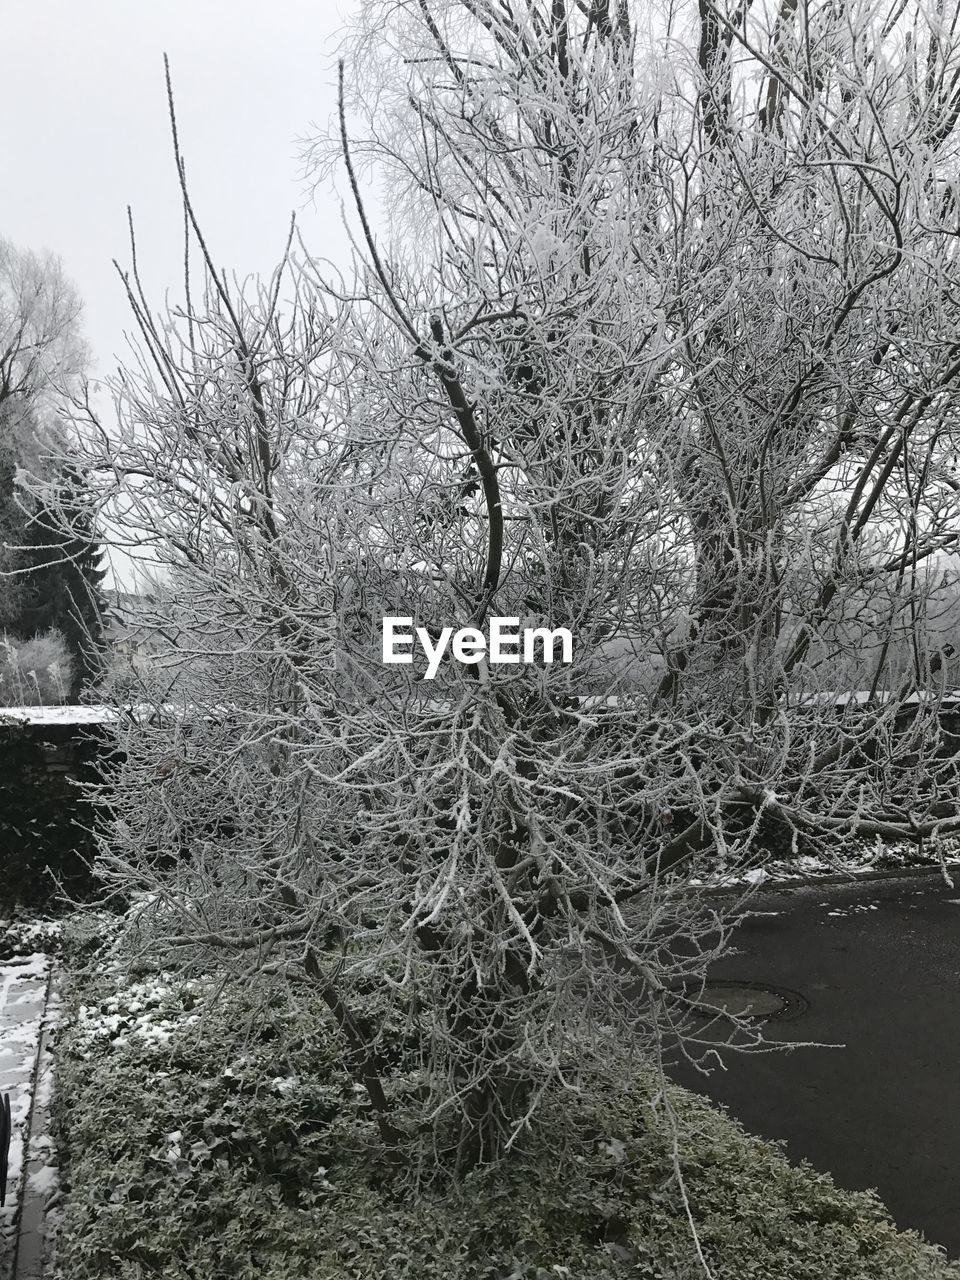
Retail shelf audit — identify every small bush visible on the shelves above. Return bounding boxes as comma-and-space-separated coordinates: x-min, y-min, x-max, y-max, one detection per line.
0, 629, 72, 706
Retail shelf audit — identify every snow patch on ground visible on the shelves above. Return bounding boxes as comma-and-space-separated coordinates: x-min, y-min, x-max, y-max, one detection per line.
689, 837, 960, 891
32, 981, 64, 1280
73, 975, 206, 1055
26, 1164, 57, 1197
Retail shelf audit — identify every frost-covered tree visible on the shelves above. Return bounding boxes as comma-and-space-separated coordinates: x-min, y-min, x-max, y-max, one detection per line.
307, 0, 960, 845
0, 234, 87, 595
54, 158, 737, 1168
0, 238, 106, 697
47, 0, 960, 1172
14, 462, 108, 699
0, 237, 87, 407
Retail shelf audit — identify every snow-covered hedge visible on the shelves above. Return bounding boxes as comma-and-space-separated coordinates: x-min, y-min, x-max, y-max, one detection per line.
48, 912, 960, 1280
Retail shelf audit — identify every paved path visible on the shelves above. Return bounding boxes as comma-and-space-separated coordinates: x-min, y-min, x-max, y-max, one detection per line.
0, 954, 52, 1280
667, 871, 960, 1259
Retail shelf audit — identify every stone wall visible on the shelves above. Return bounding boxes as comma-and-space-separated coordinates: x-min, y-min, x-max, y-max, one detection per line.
0, 718, 112, 908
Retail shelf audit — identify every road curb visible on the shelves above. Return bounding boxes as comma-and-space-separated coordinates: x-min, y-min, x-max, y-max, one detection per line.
7, 966, 54, 1280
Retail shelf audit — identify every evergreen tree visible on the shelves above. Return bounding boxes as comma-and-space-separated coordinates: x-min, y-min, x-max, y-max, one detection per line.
16, 463, 108, 699
0, 393, 34, 633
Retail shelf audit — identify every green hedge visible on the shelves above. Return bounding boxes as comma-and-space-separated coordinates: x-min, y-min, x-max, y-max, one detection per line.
47, 913, 960, 1280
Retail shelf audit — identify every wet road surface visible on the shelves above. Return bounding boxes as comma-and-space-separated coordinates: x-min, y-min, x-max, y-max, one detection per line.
667, 870, 960, 1257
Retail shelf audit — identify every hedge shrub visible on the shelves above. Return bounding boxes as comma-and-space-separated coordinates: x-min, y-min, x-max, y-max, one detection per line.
50, 913, 960, 1280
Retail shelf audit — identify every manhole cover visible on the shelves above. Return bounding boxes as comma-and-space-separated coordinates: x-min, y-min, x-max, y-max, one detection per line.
682, 980, 808, 1023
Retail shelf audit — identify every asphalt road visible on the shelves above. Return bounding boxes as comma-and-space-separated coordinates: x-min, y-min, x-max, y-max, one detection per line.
666, 870, 960, 1258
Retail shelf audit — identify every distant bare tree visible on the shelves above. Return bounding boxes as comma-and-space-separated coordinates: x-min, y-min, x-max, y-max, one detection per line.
0, 236, 92, 643
0, 237, 87, 407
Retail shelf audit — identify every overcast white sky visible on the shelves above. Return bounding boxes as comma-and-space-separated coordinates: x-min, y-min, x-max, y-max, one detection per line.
1, 0, 362, 383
